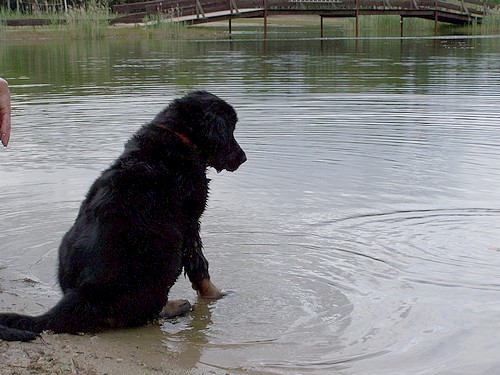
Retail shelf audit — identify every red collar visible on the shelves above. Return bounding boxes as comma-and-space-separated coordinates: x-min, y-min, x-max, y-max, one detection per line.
157, 124, 194, 148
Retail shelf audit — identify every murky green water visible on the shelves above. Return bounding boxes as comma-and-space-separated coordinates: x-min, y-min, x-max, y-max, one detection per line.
1, 32, 500, 374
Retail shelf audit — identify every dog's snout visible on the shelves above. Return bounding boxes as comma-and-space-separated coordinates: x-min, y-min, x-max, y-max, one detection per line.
225, 145, 246, 172
239, 151, 247, 165
234, 144, 247, 168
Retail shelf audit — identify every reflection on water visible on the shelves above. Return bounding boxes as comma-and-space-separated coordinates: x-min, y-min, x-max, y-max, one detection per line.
1, 36, 500, 374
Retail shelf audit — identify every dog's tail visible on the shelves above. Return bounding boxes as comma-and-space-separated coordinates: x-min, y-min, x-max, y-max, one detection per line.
0, 290, 97, 342
0, 324, 40, 341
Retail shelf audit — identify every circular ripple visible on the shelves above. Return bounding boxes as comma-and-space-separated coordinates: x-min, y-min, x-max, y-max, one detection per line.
315, 208, 500, 291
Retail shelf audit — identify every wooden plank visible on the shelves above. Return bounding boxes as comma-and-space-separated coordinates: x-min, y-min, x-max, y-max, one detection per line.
5, 18, 64, 26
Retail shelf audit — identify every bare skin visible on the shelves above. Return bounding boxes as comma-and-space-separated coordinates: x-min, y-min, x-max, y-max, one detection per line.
159, 279, 223, 319
160, 300, 192, 318
0, 77, 11, 147
195, 278, 225, 299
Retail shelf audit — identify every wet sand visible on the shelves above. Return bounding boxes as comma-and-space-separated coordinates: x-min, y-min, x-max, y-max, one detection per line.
0, 266, 187, 375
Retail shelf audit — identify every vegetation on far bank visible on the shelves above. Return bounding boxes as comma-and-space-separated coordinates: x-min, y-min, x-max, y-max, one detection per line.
0, 0, 499, 40
0, 0, 224, 40
356, 11, 499, 37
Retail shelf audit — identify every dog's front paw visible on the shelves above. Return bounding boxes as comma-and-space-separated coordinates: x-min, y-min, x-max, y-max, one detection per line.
195, 279, 225, 299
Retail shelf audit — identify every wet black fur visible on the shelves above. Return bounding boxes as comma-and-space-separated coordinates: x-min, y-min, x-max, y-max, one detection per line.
0, 91, 246, 341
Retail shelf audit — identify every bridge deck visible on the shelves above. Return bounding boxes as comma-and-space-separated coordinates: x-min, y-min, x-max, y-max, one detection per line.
175, 8, 264, 23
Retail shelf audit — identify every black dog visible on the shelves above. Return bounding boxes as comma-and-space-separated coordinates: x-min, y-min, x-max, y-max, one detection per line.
0, 91, 246, 341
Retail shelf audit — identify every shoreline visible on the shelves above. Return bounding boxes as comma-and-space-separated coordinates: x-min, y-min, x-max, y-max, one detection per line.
1, 14, 499, 41
0, 266, 190, 374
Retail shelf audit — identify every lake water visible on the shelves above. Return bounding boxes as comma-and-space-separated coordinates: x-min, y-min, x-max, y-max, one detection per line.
1, 30, 500, 374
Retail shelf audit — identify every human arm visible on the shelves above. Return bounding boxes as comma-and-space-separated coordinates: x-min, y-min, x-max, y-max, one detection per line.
0, 77, 11, 147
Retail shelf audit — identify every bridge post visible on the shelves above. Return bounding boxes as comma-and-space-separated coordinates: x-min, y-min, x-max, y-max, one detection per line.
355, 0, 359, 38
229, 0, 239, 14
460, 0, 469, 14
195, 0, 206, 19
320, 16, 324, 38
263, 0, 268, 40
433, 0, 438, 36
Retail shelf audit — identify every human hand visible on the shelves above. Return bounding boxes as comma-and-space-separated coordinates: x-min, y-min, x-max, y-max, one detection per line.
0, 77, 12, 147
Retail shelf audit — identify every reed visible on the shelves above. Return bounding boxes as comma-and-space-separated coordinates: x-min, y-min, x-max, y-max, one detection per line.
348, 11, 499, 37
0, 4, 212, 40
0, 3, 108, 39
478, 10, 500, 34
64, 0, 109, 39
141, 6, 187, 39
355, 15, 437, 37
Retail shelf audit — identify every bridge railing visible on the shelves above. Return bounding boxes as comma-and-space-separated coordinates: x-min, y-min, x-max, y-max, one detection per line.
112, 0, 495, 19
281, 0, 493, 16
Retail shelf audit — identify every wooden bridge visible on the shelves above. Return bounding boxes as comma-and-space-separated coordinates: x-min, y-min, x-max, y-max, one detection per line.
111, 0, 495, 34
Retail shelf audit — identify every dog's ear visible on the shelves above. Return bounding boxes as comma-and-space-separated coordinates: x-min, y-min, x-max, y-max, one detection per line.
202, 110, 229, 143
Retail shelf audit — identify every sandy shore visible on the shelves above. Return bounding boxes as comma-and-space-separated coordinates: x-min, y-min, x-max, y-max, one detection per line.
1, 331, 183, 375
0, 266, 189, 375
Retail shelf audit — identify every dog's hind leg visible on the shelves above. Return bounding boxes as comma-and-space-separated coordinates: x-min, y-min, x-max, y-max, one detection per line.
160, 299, 192, 318
42, 290, 105, 333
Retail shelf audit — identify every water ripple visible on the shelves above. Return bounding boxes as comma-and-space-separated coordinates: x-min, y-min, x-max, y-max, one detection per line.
308, 208, 500, 291
1, 36, 499, 374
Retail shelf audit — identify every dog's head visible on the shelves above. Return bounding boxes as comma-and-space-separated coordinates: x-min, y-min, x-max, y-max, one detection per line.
164, 91, 247, 172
